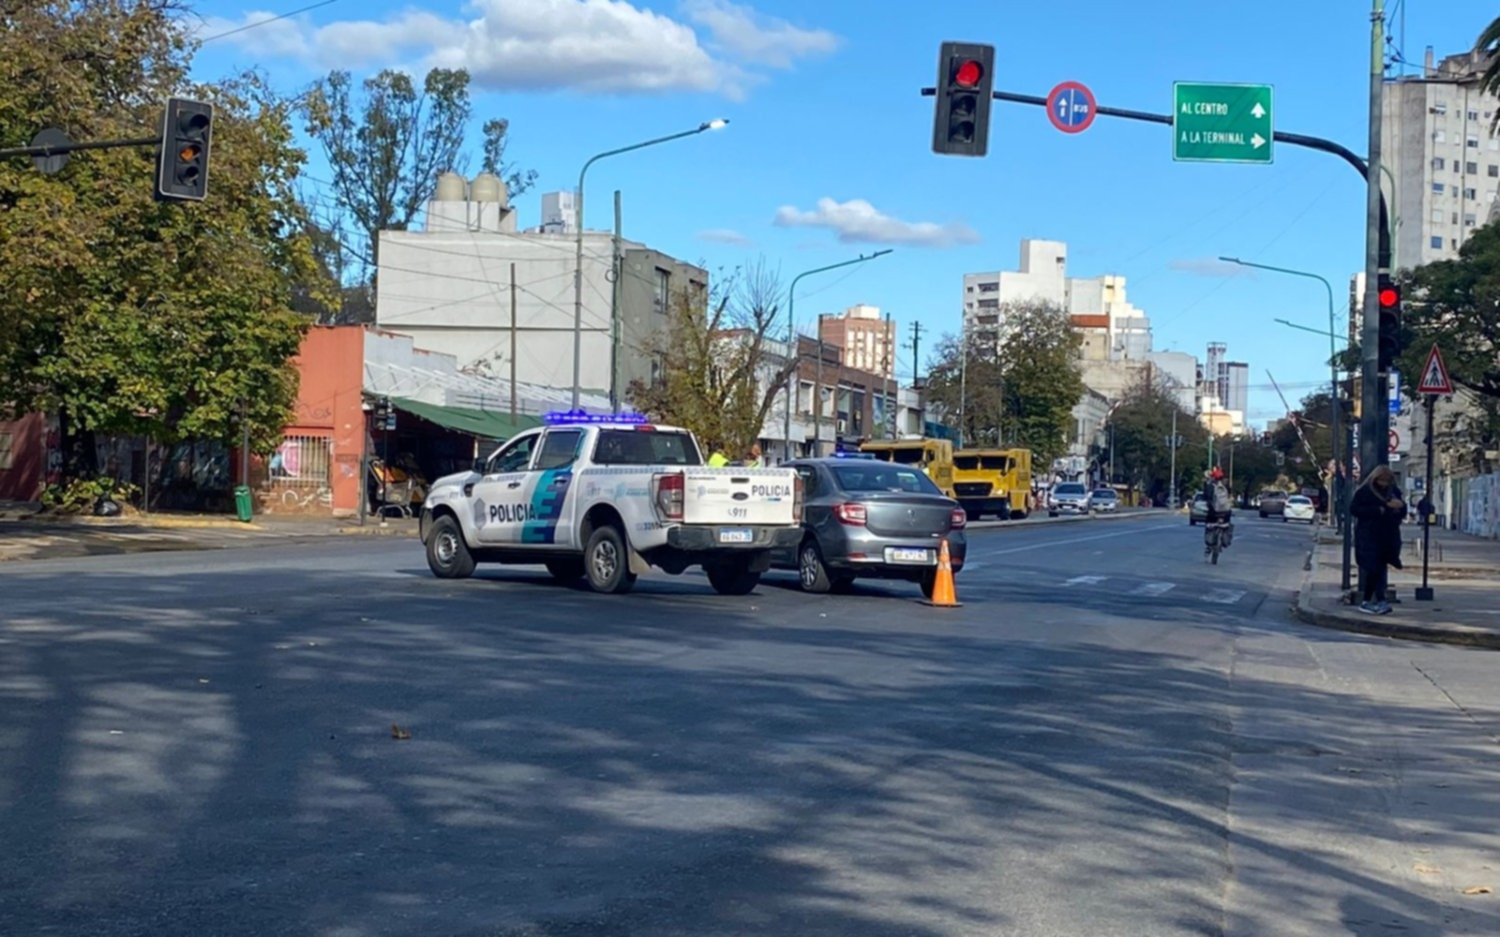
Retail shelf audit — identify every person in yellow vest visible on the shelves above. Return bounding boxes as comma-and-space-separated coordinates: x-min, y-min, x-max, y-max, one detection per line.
707, 450, 729, 467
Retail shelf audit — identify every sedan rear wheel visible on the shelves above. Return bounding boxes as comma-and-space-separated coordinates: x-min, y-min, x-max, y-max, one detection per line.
798, 540, 833, 594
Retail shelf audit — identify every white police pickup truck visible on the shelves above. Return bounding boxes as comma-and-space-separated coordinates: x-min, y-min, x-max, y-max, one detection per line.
418, 412, 805, 595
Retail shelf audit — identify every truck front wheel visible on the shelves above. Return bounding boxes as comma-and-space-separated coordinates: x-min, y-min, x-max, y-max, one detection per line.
706, 559, 761, 596
426, 515, 476, 579
584, 525, 637, 594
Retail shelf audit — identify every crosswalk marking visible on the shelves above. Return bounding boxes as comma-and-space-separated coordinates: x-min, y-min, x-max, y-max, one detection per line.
1064, 575, 1108, 586
1130, 581, 1176, 597
1201, 588, 1248, 604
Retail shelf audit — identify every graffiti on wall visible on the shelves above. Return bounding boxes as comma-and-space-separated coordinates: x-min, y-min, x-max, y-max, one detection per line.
1460, 474, 1500, 540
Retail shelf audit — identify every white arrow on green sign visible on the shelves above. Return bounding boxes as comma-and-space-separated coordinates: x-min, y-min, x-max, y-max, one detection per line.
1173, 82, 1274, 164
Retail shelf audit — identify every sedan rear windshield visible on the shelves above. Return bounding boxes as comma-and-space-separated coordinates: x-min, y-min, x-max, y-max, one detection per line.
592, 430, 701, 466
1054, 484, 1086, 495
833, 464, 942, 495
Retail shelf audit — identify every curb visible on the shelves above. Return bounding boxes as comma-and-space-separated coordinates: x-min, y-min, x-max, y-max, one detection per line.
1292, 541, 1500, 651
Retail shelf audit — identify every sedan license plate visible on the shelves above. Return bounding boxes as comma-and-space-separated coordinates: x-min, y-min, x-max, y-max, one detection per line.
718, 528, 753, 544
886, 547, 931, 565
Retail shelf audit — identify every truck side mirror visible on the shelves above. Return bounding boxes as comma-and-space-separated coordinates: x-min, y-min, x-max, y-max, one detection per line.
472, 458, 488, 474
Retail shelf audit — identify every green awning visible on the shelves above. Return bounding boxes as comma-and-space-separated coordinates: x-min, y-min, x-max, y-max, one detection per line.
391, 398, 541, 440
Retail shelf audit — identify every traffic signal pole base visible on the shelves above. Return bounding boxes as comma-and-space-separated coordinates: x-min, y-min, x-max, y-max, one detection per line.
1414, 586, 1435, 602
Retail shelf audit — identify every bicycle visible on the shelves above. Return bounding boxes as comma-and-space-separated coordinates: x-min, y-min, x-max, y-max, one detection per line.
1205, 520, 1231, 565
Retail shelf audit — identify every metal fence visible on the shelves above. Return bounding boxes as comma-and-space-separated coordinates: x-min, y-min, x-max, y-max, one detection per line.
263, 434, 333, 510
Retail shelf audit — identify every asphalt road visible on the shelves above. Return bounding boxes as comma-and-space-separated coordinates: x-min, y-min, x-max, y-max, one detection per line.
2, 513, 1497, 936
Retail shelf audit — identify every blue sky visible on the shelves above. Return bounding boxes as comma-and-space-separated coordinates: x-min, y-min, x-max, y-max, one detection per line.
188, 0, 1497, 426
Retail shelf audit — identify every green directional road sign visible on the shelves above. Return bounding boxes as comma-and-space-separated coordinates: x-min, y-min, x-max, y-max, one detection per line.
1173, 82, 1274, 164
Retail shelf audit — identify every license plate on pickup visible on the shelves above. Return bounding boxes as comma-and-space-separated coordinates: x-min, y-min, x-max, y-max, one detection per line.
718, 528, 753, 544
886, 547, 931, 565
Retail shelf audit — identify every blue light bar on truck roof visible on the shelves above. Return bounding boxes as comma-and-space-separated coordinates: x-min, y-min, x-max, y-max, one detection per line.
542, 409, 649, 426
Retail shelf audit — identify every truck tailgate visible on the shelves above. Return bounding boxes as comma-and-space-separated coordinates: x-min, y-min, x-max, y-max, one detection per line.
680, 470, 797, 526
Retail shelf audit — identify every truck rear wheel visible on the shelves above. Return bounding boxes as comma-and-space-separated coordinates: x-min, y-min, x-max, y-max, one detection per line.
706, 559, 761, 596
426, 515, 476, 579
584, 525, 637, 594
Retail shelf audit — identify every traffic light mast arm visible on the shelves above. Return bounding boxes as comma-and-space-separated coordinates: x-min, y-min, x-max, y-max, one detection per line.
918, 86, 1391, 268
0, 135, 157, 159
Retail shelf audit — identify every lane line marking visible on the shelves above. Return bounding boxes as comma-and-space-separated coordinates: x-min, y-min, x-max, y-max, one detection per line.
1202, 589, 1247, 604
1064, 575, 1108, 586
967, 523, 1182, 557
1131, 581, 1176, 597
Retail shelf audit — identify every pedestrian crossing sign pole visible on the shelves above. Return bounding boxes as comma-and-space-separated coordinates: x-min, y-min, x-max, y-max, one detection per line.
1414, 344, 1453, 602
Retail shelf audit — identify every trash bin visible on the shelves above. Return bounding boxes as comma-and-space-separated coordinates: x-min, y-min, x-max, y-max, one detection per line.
233, 485, 253, 523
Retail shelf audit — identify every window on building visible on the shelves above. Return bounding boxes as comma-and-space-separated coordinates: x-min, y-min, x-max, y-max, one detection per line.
1434, 129, 1447, 143
977, 281, 999, 292
1452, 238, 1459, 250
1431, 208, 1445, 223
0, 431, 12, 471
1432, 101, 1448, 115
1431, 236, 1444, 249
1467, 161, 1479, 174
1432, 157, 1446, 171
1469, 110, 1480, 121
1468, 135, 1480, 148
1488, 189, 1497, 202
653, 268, 670, 312
976, 298, 999, 309
966, 285, 974, 292
1432, 182, 1445, 194
1491, 165, 1500, 178
1465, 188, 1477, 200
1452, 211, 1460, 225
1465, 213, 1477, 227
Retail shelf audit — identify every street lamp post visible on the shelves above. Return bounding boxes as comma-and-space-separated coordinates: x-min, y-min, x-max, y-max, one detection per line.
784, 250, 893, 462
571, 119, 728, 410
1225, 256, 1352, 593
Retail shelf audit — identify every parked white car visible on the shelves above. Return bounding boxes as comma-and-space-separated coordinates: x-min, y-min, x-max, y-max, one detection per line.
1283, 495, 1316, 524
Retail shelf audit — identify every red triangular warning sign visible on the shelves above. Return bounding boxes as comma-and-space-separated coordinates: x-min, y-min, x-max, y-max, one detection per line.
1416, 344, 1454, 395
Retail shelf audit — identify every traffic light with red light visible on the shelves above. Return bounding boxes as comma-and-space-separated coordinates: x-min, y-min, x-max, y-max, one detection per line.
1377, 275, 1402, 372
156, 97, 213, 202
932, 41, 994, 157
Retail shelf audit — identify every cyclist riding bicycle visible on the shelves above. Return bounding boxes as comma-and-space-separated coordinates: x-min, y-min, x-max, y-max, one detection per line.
1201, 467, 1234, 555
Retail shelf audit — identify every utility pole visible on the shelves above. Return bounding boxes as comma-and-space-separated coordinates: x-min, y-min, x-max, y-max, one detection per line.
509, 263, 518, 424
885, 312, 897, 439
910, 321, 923, 386
1358, 0, 1387, 479
1168, 408, 1179, 509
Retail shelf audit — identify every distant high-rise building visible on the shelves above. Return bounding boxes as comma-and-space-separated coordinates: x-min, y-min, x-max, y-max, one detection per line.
1204, 342, 1227, 406
820, 304, 896, 380
1383, 47, 1500, 269
1221, 362, 1249, 417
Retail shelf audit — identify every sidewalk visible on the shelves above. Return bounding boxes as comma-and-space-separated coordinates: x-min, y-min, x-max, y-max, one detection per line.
1294, 523, 1500, 649
0, 501, 416, 563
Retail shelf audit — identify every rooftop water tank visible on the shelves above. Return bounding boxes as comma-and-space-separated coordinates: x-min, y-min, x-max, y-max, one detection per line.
434, 171, 467, 202
470, 171, 509, 208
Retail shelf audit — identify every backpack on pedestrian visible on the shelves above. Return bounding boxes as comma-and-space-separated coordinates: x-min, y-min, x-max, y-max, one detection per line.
1211, 482, 1232, 515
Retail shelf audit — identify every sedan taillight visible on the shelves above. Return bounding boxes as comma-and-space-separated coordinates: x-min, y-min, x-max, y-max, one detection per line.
950, 506, 967, 529
833, 502, 867, 526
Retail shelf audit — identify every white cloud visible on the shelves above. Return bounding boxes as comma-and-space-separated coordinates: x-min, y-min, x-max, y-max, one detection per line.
697, 228, 753, 246
680, 0, 838, 68
1169, 257, 1251, 278
196, 0, 836, 98
773, 198, 980, 248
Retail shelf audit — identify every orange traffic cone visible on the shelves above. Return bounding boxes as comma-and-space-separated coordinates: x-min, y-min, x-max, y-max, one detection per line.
921, 539, 962, 607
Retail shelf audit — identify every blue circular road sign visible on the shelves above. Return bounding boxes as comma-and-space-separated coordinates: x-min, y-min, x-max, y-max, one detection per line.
1047, 81, 1096, 134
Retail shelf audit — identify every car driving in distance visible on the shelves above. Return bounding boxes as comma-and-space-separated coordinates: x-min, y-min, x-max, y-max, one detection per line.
1258, 490, 1288, 518
1283, 494, 1317, 523
774, 458, 966, 598
1091, 488, 1119, 513
1189, 494, 1210, 525
1048, 482, 1092, 517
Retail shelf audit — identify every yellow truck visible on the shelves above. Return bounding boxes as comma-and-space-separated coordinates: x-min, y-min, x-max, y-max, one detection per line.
858, 439, 956, 497
952, 448, 1033, 520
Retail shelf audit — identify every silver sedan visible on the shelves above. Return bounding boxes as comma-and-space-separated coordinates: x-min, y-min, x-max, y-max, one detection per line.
772, 458, 967, 599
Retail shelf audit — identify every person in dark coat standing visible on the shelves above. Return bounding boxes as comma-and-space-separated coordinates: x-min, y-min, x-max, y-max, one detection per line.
1349, 465, 1405, 614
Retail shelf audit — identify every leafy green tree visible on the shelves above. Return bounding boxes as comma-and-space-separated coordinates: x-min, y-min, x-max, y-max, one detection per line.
924, 299, 1083, 463
303, 70, 537, 287
627, 261, 794, 459
1107, 376, 1209, 504
1396, 221, 1500, 400
0, 1, 329, 476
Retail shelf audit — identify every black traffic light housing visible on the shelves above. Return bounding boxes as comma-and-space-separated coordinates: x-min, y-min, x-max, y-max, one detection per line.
156, 97, 213, 201
1376, 275, 1402, 372
932, 42, 994, 157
